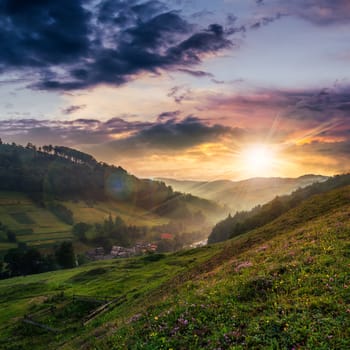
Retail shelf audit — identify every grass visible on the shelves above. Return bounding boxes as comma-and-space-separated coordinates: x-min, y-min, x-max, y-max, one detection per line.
0, 192, 72, 253
0, 246, 219, 349
64, 200, 168, 227
95, 187, 350, 350
1, 186, 350, 349
0, 192, 170, 253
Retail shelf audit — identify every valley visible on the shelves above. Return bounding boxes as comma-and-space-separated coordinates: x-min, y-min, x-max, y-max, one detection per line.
0, 169, 349, 349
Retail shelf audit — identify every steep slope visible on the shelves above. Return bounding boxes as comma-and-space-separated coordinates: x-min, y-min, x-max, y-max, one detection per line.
209, 173, 350, 244
159, 175, 327, 211
97, 185, 350, 349
1, 184, 349, 349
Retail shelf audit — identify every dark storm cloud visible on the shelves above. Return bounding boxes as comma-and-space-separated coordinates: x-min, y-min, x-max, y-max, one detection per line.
104, 116, 245, 156
0, 114, 245, 157
0, 0, 235, 91
0, 0, 91, 67
62, 105, 87, 115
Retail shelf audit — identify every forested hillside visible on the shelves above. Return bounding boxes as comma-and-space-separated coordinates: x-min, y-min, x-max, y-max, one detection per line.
0, 142, 224, 259
0, 143, 219, 216
208, 173, 350, 243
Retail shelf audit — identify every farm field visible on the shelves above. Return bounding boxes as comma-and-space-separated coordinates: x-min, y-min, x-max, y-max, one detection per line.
63, 200, 168, 227
0, 192, 171, 253
0, 192, 72, 253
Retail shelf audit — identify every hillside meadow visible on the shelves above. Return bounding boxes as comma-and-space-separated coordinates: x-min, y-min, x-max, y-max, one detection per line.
0, 186, 349, 349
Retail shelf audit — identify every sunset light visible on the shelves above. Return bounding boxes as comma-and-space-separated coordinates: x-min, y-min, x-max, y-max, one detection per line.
1, 1, 350, 348
240, 144, 277, 177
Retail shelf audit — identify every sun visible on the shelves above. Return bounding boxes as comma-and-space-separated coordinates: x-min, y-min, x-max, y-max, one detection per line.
240, 144, 277, 177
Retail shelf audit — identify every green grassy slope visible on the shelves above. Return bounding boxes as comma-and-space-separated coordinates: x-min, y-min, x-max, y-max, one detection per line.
0, 246, 220, 349
0, 192, 72, 252
63, 200, 169, 227
1, 185, 350, 349
0, 191, 169, 253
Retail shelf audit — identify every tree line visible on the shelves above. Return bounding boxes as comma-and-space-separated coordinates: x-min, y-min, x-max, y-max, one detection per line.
72, 215, 147, 252
0, 241, 76, 279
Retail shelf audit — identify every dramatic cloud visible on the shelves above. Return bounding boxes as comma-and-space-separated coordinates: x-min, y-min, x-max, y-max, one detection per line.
0, 0, 235, 91
106, 116, 240, 152
0, 114, 244, 155
204, 85, 350, 123
0, 116, 151, 145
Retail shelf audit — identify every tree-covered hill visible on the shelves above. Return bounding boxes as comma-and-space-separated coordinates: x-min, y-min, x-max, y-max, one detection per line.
0, 142, 221, 217
208, 173, 350, 244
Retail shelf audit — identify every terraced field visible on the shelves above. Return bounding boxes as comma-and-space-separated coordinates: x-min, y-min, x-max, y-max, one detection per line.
0, 192, 72, 252
0, 192, 169, 253
64, 200, 168, 227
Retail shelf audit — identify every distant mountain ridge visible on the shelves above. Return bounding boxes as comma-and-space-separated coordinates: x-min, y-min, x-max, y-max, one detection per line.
208, 173, 350, 244
158, 175, 328, 212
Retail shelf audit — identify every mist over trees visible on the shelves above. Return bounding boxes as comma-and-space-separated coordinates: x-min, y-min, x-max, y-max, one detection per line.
208, 173, 350, 244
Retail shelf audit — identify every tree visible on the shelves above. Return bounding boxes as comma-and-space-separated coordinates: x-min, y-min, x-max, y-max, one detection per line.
4, 247, 45, 276
55, 241, 76, 269
21, 248, 44, 275
6, 231, 17, 243
72, 222, 90, 242
4, 248, 24, 276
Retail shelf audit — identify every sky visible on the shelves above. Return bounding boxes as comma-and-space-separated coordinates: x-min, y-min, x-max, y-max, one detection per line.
0, 0, 349, 180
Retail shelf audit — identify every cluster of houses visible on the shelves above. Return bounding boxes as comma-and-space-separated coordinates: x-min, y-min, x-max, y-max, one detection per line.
111, 242, 158, 257
86, 242, 159, 261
